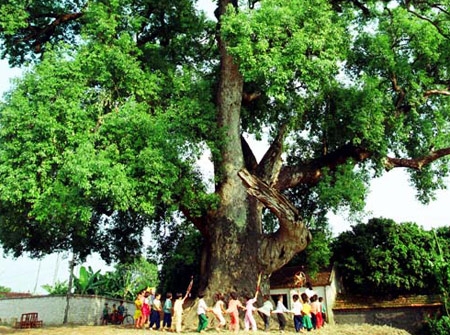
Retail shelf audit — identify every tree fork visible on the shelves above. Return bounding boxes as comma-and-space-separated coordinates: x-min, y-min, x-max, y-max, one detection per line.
238, 168, 311, 272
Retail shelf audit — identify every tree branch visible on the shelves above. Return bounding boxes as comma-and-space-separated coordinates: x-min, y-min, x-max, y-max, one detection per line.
238, 168, 311, 272
241, 136, 258, 172
424, 89, 450, 98
238, 168, 300, 224
276, 143, 372, 190
385, 147, 450, 170
391, 72, 406, 111
20, 12, 84, 53
407, 8, 450, 39
256, 124, 287, 185
275, 143, 450, 191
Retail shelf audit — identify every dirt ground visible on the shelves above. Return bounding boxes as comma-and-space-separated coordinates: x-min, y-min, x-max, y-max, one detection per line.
0, 323, 412, 335
0, 307, 412, 335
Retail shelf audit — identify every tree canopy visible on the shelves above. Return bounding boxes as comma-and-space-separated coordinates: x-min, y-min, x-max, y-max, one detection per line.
0, 0, 450, 293
332, 217, 450, 296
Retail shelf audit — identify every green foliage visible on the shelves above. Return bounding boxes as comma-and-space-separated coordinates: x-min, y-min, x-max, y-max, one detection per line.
1, 0, 450, 293
0, 284, 11, 297
422, 316, 450, 335
332, 218, 446, 296
0, 38, 214, 259
153, 221, 201, 296
222, 0, 346, 102
97, 257, 159, 300
288, 217, 333, 276
42, 280, 69, 295
73, 265, 105, 295
430, 229, 450, 316
315, 164, 369, 214
68, 257, 158, 299
0, 1, 84, 64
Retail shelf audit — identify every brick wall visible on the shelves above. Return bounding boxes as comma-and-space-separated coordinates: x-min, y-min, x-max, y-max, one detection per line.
0, 295, 134, 326
333, 306, 441, 335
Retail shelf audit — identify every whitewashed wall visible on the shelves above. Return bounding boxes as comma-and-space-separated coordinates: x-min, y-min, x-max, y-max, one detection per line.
0, 295, 134, 326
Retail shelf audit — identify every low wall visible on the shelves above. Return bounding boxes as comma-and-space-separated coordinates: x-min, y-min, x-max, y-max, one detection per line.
333, 305, 441, 335
0, 294, 134, 326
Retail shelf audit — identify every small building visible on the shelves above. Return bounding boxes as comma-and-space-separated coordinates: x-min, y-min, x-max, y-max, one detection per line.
269, 265, 340, 324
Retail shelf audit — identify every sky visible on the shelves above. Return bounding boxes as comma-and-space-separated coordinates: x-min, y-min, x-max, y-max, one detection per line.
0, 1, 450, 294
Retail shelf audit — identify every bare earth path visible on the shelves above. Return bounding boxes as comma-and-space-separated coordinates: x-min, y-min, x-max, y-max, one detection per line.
0, 324, 412, 335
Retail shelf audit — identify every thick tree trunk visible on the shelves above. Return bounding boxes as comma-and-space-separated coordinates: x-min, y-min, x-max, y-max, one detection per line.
196, 0, 311, 299
202, 177, 311, 297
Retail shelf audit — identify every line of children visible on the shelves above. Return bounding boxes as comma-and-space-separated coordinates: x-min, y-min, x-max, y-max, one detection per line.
132, 286, 325, 333
266, 291, 326, 333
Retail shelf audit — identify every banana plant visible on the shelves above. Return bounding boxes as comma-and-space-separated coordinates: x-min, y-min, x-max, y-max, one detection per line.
73, 265, 105, 295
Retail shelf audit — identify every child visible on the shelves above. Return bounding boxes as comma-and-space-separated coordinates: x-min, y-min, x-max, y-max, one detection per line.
300, 293, 313, 331
150, 293, 162, 330
212, 292, 226, 331
173, 292, 187, 333
117, 300, 126, 323
101, 302, 110, 325
291, 294, 304, 333
319, 297, 326, 326
163, 292, 173, 331
258, 294, 274, 331
143, 289, 151, 326
272, 295, 289, 333
304, 283, 316, 301
197, 291, 210, 333
134, 291, 144, 328
310, 295, 322, 329
110, 303, 118, 324
226, 292, 244, 333
244, 290, 259, 332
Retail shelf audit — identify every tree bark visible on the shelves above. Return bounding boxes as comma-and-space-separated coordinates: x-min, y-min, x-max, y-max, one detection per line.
63, 254, 75, 324
196, 0, 312, 298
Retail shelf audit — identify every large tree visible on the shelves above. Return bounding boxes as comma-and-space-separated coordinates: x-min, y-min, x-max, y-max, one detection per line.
1, 0, 450, 295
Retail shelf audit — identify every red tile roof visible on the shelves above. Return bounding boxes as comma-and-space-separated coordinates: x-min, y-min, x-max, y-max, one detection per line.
0, 292, 33, 298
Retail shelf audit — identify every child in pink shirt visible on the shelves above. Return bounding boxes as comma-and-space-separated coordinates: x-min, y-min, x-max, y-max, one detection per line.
244, 290, 259, 331
226, 292, 244, 332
